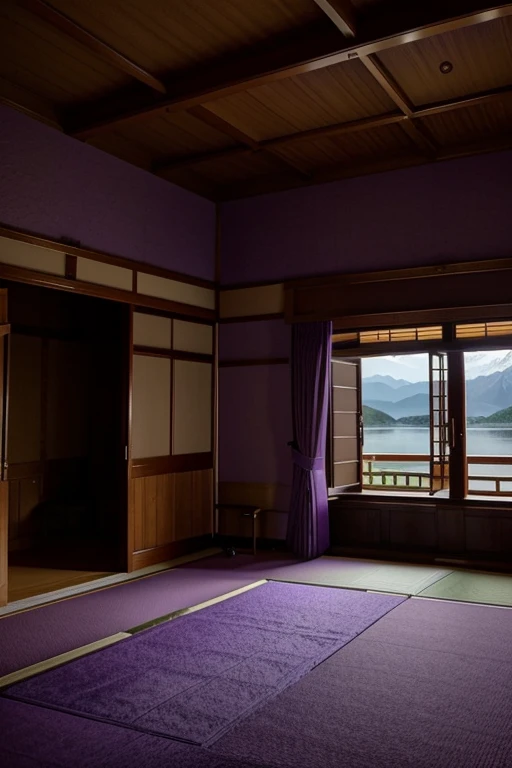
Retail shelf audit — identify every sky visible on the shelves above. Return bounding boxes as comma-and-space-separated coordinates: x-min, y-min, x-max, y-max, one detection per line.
362, 350, 512, 383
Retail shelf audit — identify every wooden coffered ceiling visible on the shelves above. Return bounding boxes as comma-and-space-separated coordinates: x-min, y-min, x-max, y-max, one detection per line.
1, 0, 512, 200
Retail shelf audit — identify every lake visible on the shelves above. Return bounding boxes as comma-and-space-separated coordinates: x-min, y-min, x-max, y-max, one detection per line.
364, 427, 512, 492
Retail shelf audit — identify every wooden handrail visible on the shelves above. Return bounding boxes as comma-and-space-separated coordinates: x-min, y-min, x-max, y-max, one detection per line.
363, 453, 428, 462
362, 453, 512, 495
363, 453, 512, 465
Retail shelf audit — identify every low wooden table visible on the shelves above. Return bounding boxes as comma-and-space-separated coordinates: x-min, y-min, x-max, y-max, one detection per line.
215, 503, 265, 555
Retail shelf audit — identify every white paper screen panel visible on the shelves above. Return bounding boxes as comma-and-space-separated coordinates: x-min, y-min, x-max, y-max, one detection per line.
76, 257, 132, 291
0, 237, 65, 276
132, 355, 171, 459
173, 320, 213, 354
220, 284, 284, 318
137, 272, 215, 310
173, 361, 212, 455
133, 313, 172, 349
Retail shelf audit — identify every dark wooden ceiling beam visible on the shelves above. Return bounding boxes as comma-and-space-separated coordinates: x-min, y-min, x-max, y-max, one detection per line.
154, 74, 512, 175
66, 2, 512, 139
187, 106, 311, 180
154, 112, 406, 175
188, 106, 259, 149
268, 112, 408, 147
21, 0, 166, 94
358, 54, 438, 156
359, 54, 413, 116
414, 83, 512, 118
312, 0, 357, 37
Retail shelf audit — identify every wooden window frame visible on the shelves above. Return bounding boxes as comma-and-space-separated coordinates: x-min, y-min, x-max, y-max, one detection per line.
330, 320, 512, 503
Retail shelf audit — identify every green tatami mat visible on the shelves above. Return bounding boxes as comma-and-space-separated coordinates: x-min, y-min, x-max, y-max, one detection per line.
418, 571, 512, 606
270, 560, 380, 589
271, 557, 450, 595
350, 564, 451, 595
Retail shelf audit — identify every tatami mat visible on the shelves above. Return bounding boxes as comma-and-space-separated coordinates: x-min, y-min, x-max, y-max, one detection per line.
349, 564, 451, 595
271, 557, 450, 595
418, 571, 512, 607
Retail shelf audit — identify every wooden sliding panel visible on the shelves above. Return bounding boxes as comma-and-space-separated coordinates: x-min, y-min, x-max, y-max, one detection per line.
0, 237, 66, 277
76, 257, 133, 291
172, 360, 213, 539
129, 310, 214, 569
172, 360, 212, 455
131, 355, 171, 459
131, 472, 174, 552
173, 469, 213, 541
137, 272, 215, 310
132, 312, 172, 349
173, 320, 213, 355
220, 284, 284, 319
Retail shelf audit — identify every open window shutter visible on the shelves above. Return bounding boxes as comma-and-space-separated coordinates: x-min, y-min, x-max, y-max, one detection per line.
330, 358, 362, 492
429, 352, 449, 494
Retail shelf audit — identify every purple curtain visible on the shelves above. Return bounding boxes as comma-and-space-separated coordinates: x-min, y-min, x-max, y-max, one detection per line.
287, 321, 332, 559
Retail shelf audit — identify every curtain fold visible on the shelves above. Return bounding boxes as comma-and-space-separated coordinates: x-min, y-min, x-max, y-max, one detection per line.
286, 321, 332, 559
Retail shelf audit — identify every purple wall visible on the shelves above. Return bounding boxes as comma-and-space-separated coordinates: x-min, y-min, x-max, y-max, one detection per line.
219, 363, 292, 485
219, 319, 290, 361
220, 150, 512, 285
0, 106, 215, 280
219, 320, 292, 517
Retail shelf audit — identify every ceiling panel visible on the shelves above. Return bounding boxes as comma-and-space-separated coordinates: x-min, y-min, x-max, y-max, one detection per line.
273, 123, 414, 173
0, 1, 129, 107
420, 97, 512, 148
105, 112, 237, 162
204, 59, 397, 142
47, 0, 327, 76
378, 16, 512, 107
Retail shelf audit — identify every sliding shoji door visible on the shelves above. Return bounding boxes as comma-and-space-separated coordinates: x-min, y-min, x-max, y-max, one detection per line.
128, 310, 214, 570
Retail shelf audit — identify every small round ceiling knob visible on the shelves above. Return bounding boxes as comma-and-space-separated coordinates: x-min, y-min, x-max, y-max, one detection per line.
439, 61, 453, 74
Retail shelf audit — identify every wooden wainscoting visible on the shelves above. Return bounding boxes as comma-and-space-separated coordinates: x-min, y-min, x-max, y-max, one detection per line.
329, 495, 512, 569
130, 466, 213, 570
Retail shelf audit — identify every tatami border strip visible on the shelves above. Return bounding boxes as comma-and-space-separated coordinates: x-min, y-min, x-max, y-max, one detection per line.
412, 595, 512, 610
127, 579, 268, 634
0, 633, 131, 690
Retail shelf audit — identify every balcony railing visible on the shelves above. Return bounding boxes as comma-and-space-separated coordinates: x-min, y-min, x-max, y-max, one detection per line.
363, 454, 430, 491
363, 453, 512, 496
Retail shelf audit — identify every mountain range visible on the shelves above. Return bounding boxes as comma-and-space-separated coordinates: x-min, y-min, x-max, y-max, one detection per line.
363, 365, 512, 418
363, 404, 512, 426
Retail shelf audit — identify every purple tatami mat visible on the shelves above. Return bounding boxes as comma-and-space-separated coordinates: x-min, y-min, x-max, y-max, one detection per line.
0, 699, 274, 768
0, 565, 263, 677
5, 582, 405, 746
211, 597, 512, 768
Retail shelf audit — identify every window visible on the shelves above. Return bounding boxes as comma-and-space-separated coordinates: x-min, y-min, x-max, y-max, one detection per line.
329, 321, 512, 500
